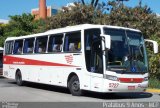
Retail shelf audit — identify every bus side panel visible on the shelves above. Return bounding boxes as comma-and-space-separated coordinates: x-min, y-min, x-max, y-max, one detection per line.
38, 66, 60, 85
80, 71, 91, 91
3, 55, 17, 79
90, 73, 104, 92
3, 60, 29, 81
3, 53, 91, 90
55, 53, 86, 87
3, 64, 12, 78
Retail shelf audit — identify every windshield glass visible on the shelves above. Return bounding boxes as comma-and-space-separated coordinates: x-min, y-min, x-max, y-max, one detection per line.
104, 28, 148, 73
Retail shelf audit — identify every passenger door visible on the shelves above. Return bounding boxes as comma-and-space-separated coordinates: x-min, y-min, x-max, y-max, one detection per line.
84, 29, 104, 92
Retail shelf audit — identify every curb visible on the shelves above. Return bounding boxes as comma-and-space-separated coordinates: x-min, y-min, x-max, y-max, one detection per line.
146, 89, 160, 93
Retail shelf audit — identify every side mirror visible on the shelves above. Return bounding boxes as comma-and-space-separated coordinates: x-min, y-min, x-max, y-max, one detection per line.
145, 39, 158, 54
101, 34, 111, 49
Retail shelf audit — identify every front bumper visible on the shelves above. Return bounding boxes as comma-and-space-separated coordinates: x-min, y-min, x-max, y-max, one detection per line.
103, 80, 148, 93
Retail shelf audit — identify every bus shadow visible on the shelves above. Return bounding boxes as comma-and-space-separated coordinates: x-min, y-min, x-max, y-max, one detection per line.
11, 81, 71, 94
9, 81, 153, 100
83, 91, 153, 100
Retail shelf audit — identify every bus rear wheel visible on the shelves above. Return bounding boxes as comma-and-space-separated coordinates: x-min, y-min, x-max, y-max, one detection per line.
68, 75, 83, 96
15, 70, 24, 86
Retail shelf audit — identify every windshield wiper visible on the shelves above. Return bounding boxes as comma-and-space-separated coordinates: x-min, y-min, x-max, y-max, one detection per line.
139, 44, 144, 57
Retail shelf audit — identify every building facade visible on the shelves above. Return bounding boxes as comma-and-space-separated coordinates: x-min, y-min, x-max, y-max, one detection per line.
31, 0, 58, 20
31, 6, 58, 20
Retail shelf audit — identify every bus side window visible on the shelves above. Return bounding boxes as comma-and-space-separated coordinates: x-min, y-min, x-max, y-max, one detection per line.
23, 38, 34, 54
69, 42, 81, 51
53, 44, 61, 51
5, 41, 14, 55
69, 43, 75, 51
13, 40, 23, 54
64, 31, 81, 52
48, 34, 63, 52
35, 36, 48, 53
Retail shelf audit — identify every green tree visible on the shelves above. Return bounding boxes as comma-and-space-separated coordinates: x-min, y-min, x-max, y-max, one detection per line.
104, 1, 159, 38
4, 13, 46, 36
4, 13, 37, 36
0, 24, 8, 47
0, 13, 46, 47
0, 24, 4, 36
46, 4, 103, 29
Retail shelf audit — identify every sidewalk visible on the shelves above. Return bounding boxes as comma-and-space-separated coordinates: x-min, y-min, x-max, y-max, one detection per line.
146, 88, 160, 93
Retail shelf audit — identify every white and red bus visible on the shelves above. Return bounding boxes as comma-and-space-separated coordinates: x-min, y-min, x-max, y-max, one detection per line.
3, 24, 158, 96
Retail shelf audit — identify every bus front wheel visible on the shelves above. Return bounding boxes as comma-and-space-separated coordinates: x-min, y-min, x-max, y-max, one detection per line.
15, 70, 24, 86
68, 75, 83, 96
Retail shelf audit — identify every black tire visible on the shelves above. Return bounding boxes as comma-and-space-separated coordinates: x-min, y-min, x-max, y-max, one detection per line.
15, 70, 24, 86
68, 75, 83, 96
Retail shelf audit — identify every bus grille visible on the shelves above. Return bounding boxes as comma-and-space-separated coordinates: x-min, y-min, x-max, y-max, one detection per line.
119, 78, 144, 83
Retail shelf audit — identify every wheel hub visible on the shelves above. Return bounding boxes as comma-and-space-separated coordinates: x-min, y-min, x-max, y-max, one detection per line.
72, 81, 79, 91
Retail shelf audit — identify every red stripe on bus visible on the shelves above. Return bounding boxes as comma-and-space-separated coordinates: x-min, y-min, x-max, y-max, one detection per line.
3, 56, 79, 67
119, 78, 144, 83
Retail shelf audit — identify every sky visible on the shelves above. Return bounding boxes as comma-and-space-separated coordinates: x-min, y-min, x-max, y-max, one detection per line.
0, 0, 160, 20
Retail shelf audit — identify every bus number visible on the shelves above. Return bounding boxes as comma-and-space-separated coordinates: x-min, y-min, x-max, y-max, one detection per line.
109, 83, 119, 88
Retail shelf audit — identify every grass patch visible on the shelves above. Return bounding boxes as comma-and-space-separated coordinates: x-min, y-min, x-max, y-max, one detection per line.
149, 77, 160, 89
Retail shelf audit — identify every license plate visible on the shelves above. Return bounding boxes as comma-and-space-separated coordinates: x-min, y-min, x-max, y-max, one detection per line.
128, 86, 135, 90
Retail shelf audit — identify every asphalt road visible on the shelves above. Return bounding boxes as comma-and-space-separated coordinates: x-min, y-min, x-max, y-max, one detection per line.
0, 76, 160, 108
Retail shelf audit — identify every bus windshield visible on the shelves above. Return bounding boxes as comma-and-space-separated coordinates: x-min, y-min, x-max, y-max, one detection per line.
104, 28, 148, 73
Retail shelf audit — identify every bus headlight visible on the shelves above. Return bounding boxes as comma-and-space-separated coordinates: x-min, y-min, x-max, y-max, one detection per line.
144, 77, 148, 81
104, 75, 118, 81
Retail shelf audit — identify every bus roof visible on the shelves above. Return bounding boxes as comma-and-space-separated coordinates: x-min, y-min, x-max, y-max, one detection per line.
5, 24, 141, 41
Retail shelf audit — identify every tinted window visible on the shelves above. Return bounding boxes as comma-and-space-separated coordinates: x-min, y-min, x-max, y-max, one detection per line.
64, 31, 81, 52
35, 36, 48, 53
23, 38, 35, 54
48, 34, 63, 52
5, 41, 14, 55
13, 40, 23, 54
